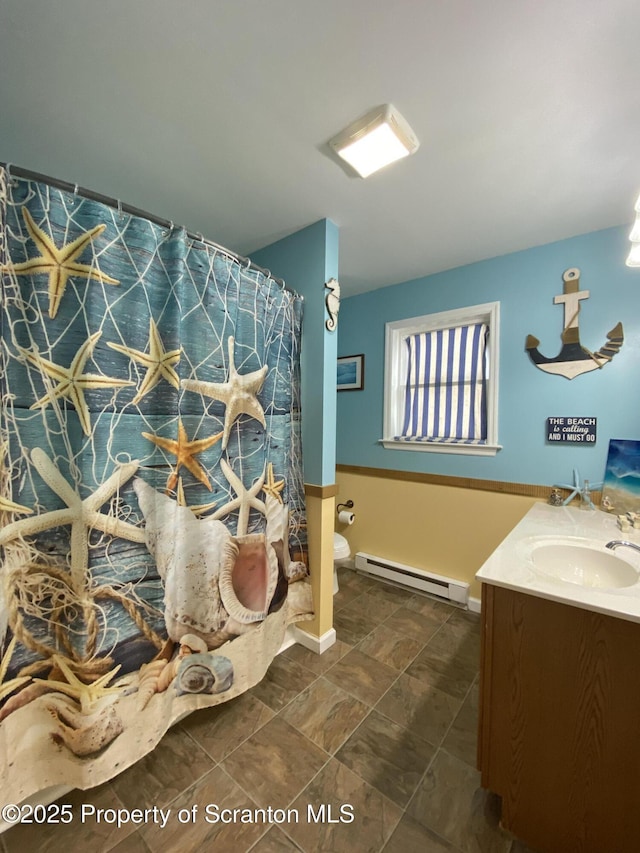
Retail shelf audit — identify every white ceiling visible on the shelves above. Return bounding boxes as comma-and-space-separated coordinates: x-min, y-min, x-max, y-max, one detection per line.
1, 1, 638, 297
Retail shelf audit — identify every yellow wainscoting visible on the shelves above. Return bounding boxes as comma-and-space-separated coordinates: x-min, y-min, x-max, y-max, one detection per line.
335, 466, 539, 601
297, 483, 337, 641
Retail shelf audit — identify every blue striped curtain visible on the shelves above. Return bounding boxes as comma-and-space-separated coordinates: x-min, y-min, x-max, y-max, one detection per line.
398, 323, 488, 443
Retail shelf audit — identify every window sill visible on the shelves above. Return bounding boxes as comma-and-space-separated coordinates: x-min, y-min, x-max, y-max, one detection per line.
379, 439, 502, 456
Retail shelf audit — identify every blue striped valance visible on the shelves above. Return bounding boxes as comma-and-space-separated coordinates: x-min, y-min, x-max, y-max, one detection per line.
397, 322, 488, 442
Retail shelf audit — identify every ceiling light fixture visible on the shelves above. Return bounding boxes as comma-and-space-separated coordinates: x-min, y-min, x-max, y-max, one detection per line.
329, 104, 419, 178
626, 193, 640, 267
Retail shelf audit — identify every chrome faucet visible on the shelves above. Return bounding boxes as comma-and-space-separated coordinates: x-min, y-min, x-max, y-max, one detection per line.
605, 540, 640, 555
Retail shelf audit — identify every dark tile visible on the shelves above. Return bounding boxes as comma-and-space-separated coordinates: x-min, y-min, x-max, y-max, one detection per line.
383, 606, 446, 643
2, 783, 136, 853
111, 726, 214, 808
357, 624, 424, 671
383, 813, 456, 851
442, 680, 479, 766
333, 608, 379, 646
250, 827, 304, 851
110, 726, 214, 810
324, 648, 398, 706
108, 832, 153, 852
221, 716, 328, 809
333, 583, 366, 612
336, 709, 436, 807
280, 676, 370, 754
376, 672, 462, 747
336, 567, 374, 593
250, 655, 318, 712
364, 580, 416, 607
351, 590, 404, 621
288, 758, 402, 853
446, 608, 482, 634
426, 621, 481, 668
281, 639, 351, 675
140, 766, 265, 852
405, 594, 456, 621
180, 691, 274, 761
406, 642, 478, 700
407, 749, 512, 852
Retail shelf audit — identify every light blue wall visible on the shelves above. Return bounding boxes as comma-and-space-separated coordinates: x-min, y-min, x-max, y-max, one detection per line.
253, 219, 339, 485
337, 225, 640, 487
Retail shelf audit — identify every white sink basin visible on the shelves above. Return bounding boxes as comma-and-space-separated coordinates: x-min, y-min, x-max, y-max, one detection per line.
528, 539, 640, 589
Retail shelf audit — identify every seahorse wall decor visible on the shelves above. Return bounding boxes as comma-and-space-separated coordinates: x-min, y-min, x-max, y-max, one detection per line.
325, 278, 340, 331
525, 267, 623, 379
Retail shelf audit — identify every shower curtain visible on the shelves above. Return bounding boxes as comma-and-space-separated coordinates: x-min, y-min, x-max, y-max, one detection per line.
0, 166, 311, 806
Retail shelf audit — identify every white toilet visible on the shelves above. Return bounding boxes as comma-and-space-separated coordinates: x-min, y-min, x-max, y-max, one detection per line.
333, 532, 351, 594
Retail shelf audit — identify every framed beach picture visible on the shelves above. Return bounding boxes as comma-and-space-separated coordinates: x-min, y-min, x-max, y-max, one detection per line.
337, 354, 364, 391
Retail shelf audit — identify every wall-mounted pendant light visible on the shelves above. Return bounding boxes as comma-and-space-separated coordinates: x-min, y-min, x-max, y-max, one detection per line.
329, 104, 419, 178
625, 193, 640, 267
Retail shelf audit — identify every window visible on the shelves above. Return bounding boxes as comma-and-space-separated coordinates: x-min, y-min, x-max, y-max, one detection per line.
382, 302, 501, 455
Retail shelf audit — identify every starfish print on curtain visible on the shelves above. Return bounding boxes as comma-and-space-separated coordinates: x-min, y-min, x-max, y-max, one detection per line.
0, 441, 33, 515
0, 448, 145, 592
211, 458, 266, 536
0, 638, 31, 703
18, 331, 135, 436
175, 476, 218, 516
263, 462, 285, 503
181, 335, 267, 449
2, 207, 119, 319
107, 318, 181, 404
34, 655, 122, 714
142, 419, 223, 493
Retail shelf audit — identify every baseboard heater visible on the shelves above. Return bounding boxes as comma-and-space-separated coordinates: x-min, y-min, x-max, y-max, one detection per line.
354, 552, 469, 605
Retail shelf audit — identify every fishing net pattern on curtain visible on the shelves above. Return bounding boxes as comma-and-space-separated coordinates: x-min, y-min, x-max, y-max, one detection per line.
0, 167, 311, 805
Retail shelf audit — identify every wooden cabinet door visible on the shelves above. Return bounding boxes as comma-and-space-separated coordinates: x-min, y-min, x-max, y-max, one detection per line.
478, 583, 640, 853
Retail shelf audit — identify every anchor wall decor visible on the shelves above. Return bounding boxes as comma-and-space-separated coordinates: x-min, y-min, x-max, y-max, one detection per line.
525, 267, 623, 379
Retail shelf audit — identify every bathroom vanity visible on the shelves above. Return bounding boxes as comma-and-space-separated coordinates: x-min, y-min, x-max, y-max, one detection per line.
476, 503, 640, 853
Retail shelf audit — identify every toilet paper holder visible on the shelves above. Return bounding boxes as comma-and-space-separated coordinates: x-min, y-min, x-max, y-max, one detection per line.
336, 500, 355, 526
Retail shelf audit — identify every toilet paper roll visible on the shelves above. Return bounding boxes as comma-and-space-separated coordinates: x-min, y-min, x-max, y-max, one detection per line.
338, 510, 355, 525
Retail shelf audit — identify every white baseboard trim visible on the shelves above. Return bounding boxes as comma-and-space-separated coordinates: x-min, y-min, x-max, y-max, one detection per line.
284, 625, 337, 655
468, 596, 481, 614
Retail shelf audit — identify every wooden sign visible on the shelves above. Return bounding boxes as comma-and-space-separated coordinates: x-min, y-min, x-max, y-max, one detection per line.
546, 417, 597, 444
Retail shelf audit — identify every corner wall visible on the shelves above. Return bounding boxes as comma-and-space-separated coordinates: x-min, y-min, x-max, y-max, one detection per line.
252, 220, 339, 643
336, 225, 640, 595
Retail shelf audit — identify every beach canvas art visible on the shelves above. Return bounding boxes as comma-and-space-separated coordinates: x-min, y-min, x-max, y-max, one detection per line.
602, 439, 640, 514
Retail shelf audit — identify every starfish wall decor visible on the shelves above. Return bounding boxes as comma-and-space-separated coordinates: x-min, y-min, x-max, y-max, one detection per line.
554, 468, 603, 508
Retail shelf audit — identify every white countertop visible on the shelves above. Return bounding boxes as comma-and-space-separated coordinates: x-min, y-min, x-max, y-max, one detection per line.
475, 502, 640, 623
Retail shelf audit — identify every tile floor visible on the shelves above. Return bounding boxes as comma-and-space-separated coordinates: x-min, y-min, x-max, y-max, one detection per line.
0, 566, 536, 853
